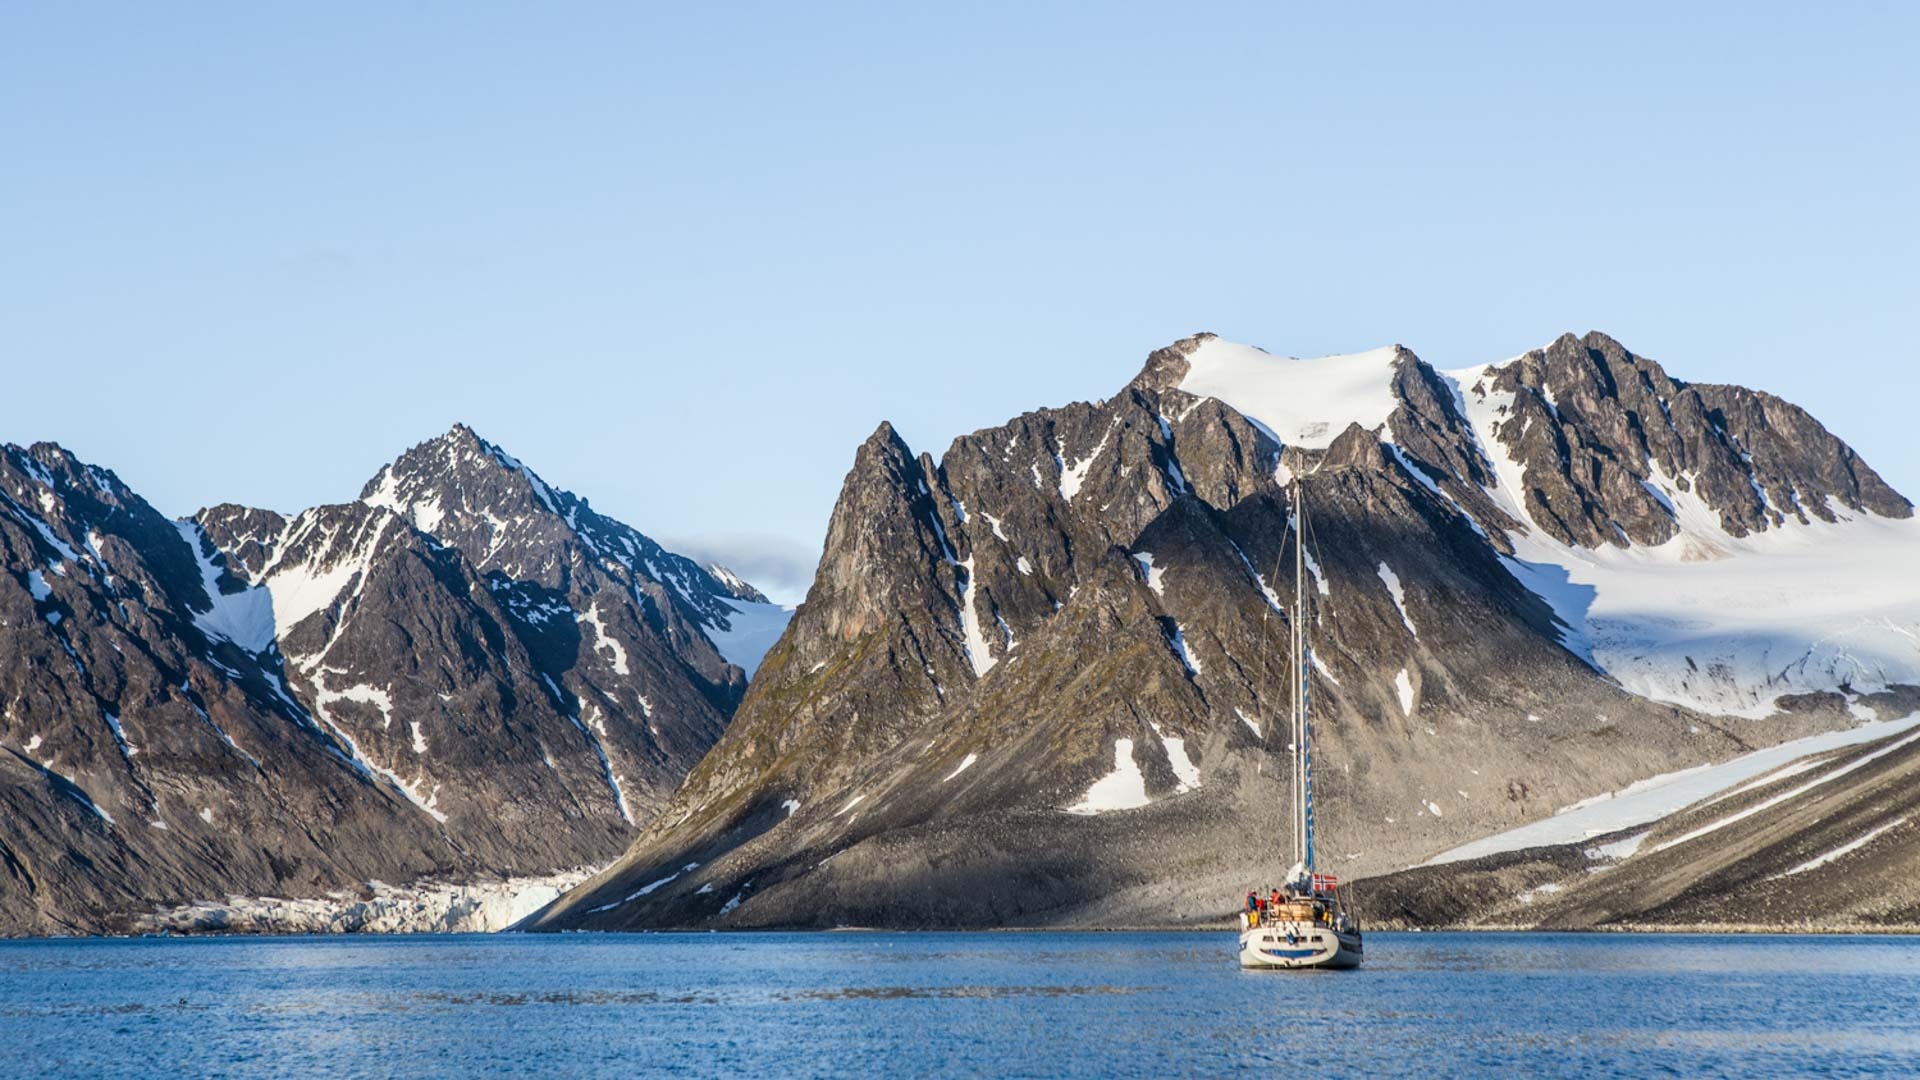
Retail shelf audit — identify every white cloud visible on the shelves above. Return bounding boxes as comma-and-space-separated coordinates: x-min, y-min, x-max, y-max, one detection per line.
659, 531, 818, 605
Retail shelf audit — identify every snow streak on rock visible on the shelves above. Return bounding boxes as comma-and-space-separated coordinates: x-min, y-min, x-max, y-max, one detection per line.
956, 556, 997, 678
1376, 561, 1417, 638
576, 601, 630, 675
1064, 738, 1149, 814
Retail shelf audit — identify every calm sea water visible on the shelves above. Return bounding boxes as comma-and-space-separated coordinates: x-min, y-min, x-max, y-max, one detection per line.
2, 931, 1916, 1077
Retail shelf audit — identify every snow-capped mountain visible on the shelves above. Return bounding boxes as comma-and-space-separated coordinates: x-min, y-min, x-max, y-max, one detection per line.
1192, 334, 1920, 719
530, 331, 1918, 932
0, 427, 788, 935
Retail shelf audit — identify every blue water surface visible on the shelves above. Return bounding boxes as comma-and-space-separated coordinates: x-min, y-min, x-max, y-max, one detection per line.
2, 931, 1915, 1077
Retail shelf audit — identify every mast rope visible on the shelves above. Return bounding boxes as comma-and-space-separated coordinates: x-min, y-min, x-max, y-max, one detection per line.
1298, 476, 1360, 920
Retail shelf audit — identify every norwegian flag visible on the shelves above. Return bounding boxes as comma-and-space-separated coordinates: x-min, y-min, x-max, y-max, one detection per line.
1311, 872, 1340, 894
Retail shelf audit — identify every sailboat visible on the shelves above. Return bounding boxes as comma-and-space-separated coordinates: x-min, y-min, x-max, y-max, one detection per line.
1238, 480, 1364, 970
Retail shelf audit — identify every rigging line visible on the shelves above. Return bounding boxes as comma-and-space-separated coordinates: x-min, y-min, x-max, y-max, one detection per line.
1259, 488, 1290, 864
1299, 476, 1354, 904
1253, 487, 1295, 875
1300, 481, 1329, 870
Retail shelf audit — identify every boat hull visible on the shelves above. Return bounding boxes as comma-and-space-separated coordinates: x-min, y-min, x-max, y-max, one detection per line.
1237, 919, 1363, 970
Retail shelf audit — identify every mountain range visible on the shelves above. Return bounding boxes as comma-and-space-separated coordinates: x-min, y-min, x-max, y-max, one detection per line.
7, 331, 1918, 936
525, 331, 1920, 932
0, 425, 786, 934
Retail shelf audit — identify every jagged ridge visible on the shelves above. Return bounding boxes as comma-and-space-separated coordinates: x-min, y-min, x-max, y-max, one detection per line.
0, 428, 784, 935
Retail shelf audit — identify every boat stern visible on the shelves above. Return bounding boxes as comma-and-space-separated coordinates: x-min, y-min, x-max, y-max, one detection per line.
1237, 922, 1363, 970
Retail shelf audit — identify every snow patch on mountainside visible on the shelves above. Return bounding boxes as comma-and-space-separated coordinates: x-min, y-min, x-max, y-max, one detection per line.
310, 675, 444, 823
956, 556, 997, 678
1166, 620, 1203, 675
1311, 650, 1341, 685
586, 863, 700, 913
576, 601, 630, 676
1151, 721, 1201, 792
1057, 418, 1119, 501
1377, 562, 1417, 638
1065, 738, 1150, 814
1649, 721, 1920, 854
571, 706, 633, 824
1298, 531, 1331, 597
1133, 551, 1166, 595
260, 512, 397, 646
174, 521, 276, 653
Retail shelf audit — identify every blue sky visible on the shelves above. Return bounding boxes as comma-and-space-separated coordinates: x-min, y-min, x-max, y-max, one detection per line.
4, 3, 1915, 601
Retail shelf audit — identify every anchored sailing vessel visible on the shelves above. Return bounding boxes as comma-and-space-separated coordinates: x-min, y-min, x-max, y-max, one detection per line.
1239, 481, 1364, 970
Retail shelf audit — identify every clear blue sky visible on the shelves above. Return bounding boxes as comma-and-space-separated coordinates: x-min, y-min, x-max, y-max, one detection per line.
4, 3, 1915, 601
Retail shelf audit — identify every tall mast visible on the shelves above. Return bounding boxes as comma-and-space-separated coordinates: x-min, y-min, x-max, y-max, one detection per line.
1302, 488, 1315, 878
1292, 481, 1305, 875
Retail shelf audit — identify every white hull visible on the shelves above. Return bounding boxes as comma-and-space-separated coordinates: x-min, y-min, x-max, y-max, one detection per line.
1238, 917, 1363, 970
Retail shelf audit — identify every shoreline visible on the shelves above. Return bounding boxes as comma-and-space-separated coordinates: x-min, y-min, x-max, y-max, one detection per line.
11, 922, 1920, 942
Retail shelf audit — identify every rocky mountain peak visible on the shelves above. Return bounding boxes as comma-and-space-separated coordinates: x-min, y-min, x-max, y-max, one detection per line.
357, 424, 763, 621
4, 439, 211, 631
1126, 331, 1217, 393
360, 425, 563, 547
191, 503, 288, 581
1, 424, 787, 935
1454, 331, 1911, 552
802, 420, 953, 646
1320, 422, 1399, 471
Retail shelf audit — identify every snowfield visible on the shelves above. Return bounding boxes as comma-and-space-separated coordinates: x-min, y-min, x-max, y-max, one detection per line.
1178, 340, 1401, 449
